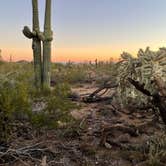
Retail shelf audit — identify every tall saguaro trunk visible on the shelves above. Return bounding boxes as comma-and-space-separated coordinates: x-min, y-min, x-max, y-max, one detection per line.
23, 0, 53, 90
23, 0, 42, 89
43, 0, 53, 89
32, 0, 42, 89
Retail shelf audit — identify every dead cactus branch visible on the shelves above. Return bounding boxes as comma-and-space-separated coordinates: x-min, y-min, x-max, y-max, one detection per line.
128, 77, 166, 125
82, 83, 118, 103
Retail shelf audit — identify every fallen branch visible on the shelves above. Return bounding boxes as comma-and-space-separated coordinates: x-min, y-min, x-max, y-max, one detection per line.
82, 83, 118, 103
0, 142, 57, 165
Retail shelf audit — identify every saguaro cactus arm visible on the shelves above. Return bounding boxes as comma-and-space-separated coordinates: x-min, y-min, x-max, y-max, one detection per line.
22, 26, 36, 39
32, 0, 40, 31
44, 0, 53, 40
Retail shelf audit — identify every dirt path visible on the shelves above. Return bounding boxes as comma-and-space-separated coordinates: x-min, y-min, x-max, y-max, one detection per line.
69, 83, 166, 166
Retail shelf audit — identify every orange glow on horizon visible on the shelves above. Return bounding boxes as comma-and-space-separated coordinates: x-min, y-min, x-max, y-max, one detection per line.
1, 47, 123, 62
2, 42, 166, 62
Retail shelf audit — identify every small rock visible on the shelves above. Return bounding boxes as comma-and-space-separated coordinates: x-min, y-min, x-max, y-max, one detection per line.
71, 109, 90, 120
104, 142, 112, 149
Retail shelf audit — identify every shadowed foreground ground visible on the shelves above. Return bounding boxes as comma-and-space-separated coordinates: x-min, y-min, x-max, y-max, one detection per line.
2, 82, 165, 166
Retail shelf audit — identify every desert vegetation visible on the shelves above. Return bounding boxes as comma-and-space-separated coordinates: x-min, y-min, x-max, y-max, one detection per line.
0, 47, 165, 165
0, 0, 166, 165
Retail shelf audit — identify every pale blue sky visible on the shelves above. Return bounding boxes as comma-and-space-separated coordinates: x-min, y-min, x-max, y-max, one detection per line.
1, 0, 166, 61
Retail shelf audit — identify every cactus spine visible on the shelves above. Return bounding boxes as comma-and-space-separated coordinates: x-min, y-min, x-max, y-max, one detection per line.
23, 0, 53, 89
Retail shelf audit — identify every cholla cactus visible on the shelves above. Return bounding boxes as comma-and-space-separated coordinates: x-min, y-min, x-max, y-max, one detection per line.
117, 47, 166, 106
137, 47, 166, 88
23, 0, 53, 89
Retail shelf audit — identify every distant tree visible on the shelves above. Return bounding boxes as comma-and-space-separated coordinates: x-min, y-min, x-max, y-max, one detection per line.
9, 55, 12, 62
0, 49, 3, 61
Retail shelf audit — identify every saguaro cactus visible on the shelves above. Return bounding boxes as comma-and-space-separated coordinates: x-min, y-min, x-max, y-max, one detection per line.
23, 0, 53, 89
43, 0, 53, 88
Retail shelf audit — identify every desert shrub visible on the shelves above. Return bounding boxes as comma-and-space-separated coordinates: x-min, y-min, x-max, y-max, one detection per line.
51, 64, 88, 85
0, 63, 33, 142
0, 76, 31, 143
0, 63, 79, 140
67, 67, 87, 84
31, 83, 76, 129
95, 62, 118, 85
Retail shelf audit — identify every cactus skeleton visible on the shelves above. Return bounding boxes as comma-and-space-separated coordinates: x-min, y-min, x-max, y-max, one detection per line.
23, 0, 53, 89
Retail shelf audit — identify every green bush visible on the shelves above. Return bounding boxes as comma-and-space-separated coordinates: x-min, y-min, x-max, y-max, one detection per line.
67, 67, 87, 84
0, 63, 80, 141
0, 77, 31, 143
31, 83, 76, 129
51, 64, 88, 85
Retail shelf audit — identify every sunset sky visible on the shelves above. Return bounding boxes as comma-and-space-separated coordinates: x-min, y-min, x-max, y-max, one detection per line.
1, 0, 166, 62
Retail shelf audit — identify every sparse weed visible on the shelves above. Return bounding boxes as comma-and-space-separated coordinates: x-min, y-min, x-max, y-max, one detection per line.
0, 75, 31, 142
147, 134, 166, 165
31, 83, 77, 129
